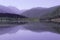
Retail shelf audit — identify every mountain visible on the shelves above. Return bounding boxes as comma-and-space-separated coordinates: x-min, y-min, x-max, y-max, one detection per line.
0, 5, 60, 34
7, 6, 22, 14
0, 5, 22, 14
21, 6, 60, 18
0, 13, 27, 35
21, 7, 48, 18
21, 5, 60, 34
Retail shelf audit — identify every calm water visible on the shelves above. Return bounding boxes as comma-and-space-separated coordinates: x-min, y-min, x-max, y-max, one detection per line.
0, 22, 60, 40
0, 29, 60, 40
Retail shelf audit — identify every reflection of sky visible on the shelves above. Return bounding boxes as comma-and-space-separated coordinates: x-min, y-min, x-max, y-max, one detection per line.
0, 0, 60, 9
0, 30, 60, 40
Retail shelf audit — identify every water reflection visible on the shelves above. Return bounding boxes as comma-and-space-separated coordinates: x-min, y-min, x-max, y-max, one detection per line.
0, 6, 60, 34
0, 5, 60, 40
21, 5, 60, 34
0, 30, 60, 40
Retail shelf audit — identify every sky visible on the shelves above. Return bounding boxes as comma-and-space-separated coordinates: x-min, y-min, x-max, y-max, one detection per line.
0, 0, 60, 10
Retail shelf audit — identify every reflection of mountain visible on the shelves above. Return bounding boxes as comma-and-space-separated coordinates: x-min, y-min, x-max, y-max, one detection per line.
0, 5, 60, 35
0, 5, 28, 35
0, 12, 27, 27
0, 12, 27, 35
21, 6, 60, 34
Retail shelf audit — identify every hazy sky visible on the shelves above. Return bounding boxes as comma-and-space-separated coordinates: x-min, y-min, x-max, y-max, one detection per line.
0, 0, 60, 10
